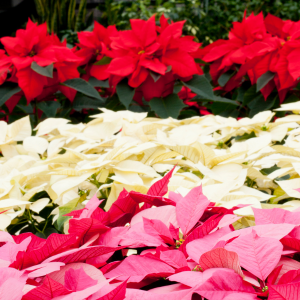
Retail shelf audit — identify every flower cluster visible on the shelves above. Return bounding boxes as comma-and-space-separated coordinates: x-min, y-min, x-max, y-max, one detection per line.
0, 16, 202, 115
2, 172, 300, 299
0, 20, 82, 111
77, 15, 202, 103
201, 12, 300, 103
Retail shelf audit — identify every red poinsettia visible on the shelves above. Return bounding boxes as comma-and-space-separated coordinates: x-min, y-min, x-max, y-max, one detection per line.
108, 15, 201, 101
0, 19, 81, 103
77, 21, 118, 81
201, 12, 300, 103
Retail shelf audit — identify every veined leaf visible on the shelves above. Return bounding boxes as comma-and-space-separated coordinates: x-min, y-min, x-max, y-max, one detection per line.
31, 62, 54, 78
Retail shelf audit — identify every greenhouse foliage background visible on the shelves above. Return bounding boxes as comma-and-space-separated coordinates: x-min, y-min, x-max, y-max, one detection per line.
1, 1, 300, 299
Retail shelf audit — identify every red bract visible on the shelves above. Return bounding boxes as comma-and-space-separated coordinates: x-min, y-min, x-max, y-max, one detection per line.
77, 21, 118, 81
107, 15, 201, 100
0, 19, 81, 103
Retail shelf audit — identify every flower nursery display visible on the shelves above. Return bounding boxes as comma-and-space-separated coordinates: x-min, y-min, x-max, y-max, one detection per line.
2, 8, 300, 300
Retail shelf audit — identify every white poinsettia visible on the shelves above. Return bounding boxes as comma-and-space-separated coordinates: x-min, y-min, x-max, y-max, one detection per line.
2, 105, 300, 231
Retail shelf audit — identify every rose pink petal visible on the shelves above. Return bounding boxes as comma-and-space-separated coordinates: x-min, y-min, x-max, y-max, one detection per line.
65, 267, 98, 291
195, 268, 256, 300
176, 185, 210, 236
131, 205, 178, 228
186, 226, 232, 263
199, 248, 244, 278
48, 262, 106, 285
225, 229, 283, 281
269, 282, 300, 300
160, 250, 188, 269
105, 255, 175, 283
253, 207, 300, 225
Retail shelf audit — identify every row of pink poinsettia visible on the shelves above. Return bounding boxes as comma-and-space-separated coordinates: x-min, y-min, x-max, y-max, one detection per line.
203, 12, 300, 102
0, 15, 205, 113
2, 167, 300, 299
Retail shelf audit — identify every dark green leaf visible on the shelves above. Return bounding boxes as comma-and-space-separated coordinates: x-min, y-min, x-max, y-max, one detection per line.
275, 174, 290, 181
256, 71, 275, 92
150, 71, 161, 82
149, 94, 186, 118
183, 75, 214, 99
243, 85, 259, 106
211, 102, 237, 115
88, 77, 109, 88
213, 96, 239, 105
73, 94, 105, 111
37, 101, 61, 118
248, 95, 276, 118
116, 80, 135, 109
128, 104, 150, 113
62, 78, 103, 100
218, 72, 232, 87
0, 85, 21, 107
235, 131, 256, 141
260, 164, 280, 176
94, 56, 112, 65
31, 62, 53, 78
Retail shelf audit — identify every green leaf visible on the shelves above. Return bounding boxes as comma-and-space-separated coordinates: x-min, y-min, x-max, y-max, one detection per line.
218, 72, 232, 87
275, 174, 290, 181
94, 56, 113, 65
260, 164, 280, 176
211, 102, 237, 115
213, 95, 239, 105
256, 71, 275, 92
0, 85, 21, 107
150, 71, 161, 82
183, 74, 214, 99
149, 94, 186, 118
235, 131, 256, 141
37, 101, 61, 117
128, 104, 150, 113
57, 198, 80, 231
243, 85, 259, 105
62, 78, 103, 100
88, 77, 109, 88
248, 95, 276, 118
73, 94, 105, 111
31, 62, 53, 78
116, 80, 135, 109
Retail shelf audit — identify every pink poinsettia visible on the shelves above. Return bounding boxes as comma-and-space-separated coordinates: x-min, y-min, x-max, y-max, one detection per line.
0, 170, 300, 299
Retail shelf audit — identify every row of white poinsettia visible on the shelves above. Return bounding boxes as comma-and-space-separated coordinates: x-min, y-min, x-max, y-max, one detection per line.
2, 104, 300, 231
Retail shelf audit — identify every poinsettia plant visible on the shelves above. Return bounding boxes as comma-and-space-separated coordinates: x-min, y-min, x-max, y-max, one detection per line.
200, 12, 300, 118
2, 167, 300, 299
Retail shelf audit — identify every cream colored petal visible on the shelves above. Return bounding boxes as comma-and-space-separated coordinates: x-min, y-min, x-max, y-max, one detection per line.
30, 198, 50, 213
23, 136, 49, 155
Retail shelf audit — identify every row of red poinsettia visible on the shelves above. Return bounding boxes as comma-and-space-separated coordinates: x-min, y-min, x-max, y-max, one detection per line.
203, 12, 300, 103
1, 12, 300, 119
2, 167, 300, 299
0, 16, 206, 114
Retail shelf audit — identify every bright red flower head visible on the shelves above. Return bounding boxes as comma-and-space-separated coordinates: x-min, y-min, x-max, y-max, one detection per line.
108, 16, 166, 88
0, 19, 81, 103
77, 21, 118, 81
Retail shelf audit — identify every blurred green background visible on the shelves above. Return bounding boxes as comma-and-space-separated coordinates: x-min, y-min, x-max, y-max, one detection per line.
1, 0, 300, 44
